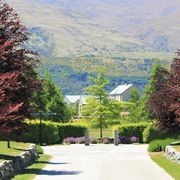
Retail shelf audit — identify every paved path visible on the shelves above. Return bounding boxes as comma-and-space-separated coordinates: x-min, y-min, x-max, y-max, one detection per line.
35, 144, 173, 180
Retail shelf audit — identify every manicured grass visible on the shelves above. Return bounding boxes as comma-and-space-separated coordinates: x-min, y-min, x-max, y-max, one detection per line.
89, 128, 113, 138
150, 152, 180, 180
13, 154, 52, 180
0, 141, 30, 162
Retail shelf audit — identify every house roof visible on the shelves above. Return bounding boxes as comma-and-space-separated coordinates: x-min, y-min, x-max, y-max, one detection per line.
65, 95, 81, 104
110, 84, 133, 95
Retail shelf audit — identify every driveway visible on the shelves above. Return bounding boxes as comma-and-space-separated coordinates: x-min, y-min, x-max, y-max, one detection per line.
35, 144, 172, 180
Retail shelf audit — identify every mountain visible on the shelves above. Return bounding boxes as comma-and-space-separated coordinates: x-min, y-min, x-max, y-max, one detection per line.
5, 0, 180, 94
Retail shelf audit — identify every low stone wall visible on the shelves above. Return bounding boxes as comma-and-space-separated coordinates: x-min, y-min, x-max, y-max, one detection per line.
165, 143, 180, 164
0, 144, 39, 180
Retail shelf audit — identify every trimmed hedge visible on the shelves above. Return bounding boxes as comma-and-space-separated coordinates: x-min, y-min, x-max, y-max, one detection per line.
23, 120, 59, 144
148, 138, 178, 152
143, 123, 180, 143
58, 123, 87, 143
143, 124, 161, 143
0, 120, 87, 145
118, 122, 149, 142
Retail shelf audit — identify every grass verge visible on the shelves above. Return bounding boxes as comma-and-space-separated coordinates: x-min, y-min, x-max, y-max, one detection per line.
0, 141, 30, 162
150, 152, 180, 180
13, 154, 52, 180
89, 128, 113, 138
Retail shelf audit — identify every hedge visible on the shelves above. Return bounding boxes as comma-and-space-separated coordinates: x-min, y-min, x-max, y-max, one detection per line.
57, 123, 87, 143
143, 124, 161, 143
143, 123, 180, 143
148, 138, 178, 152
13, 120, 59, 145
0, 120, 87, 145
118, 122, 149, 142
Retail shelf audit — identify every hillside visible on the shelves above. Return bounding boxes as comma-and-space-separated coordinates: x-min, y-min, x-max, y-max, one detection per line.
5, 0, 180, 94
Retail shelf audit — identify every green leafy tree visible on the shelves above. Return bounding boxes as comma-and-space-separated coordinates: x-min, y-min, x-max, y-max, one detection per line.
32, 73, 71, 122
128, 61, 162, 122
85, 67, 110, 138
130, 88, 140, 103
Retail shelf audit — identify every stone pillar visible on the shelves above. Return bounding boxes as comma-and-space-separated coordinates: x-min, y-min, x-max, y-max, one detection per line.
114, 130, 119, 146
85, 129, 90, 146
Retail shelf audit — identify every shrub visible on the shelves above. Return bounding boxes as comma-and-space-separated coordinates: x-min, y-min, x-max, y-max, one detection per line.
75, 137, 85, 144
90, 137, 97, 144
118, 122, 149, 142
35, 145, 44, 154
63, 137, 85, 144
97, 138, 103, 144
148, 138, 178, 152
58, 123, 87, 143
120, 136, 131, 144
143, 123, 180, 143
103, 137, 110, 144
143, 124, 160, 143
23, 120, 59, 145
130, 136, 139, 143
63, 137, 76, 144
0, 120, 88, 145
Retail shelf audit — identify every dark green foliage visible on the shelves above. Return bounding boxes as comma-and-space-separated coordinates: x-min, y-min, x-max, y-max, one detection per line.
118, 122, 149, 142
148, 138, 178, 152
58, 124, 87, 143
143, 123, 180, 143
128, 61, 162, 122
1, 120, 87, 144
39, 64, 147, 95
32, 73, 71, 122
143, 124, 162, 143
23, 120, 59, 144
130, 88, 140, 103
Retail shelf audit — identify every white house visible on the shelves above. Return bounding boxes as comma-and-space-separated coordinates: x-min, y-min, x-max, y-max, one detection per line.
65, 84, 143, 118
78, 95, 91, 117
109, 84, 143, 101
64, 95, 91, 118
64, 95, 81, 106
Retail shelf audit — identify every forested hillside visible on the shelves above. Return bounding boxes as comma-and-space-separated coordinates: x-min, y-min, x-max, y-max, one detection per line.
6, 0, 180, 94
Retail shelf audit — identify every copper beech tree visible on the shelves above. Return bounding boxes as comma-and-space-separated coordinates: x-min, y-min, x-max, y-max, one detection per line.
148, 50, 180, 132
0, 1, 40, 141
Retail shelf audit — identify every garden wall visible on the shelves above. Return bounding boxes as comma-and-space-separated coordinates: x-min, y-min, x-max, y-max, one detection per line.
0, 144, 39, 179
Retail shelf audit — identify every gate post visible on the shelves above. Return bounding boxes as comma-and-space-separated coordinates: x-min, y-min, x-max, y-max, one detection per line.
114, 130, 119, 146
85, 129, 90, 146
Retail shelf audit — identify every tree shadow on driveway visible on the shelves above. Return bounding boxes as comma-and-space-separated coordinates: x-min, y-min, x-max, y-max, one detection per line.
39, 169, 81, 175
21, 168, 81, 176
36, 161, 70, 165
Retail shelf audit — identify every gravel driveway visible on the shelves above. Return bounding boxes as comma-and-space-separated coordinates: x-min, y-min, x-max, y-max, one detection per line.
35, 144, 172, 180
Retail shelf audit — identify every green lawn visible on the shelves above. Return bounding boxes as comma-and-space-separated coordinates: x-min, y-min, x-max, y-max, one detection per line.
89, 128, 113, 138
0, 141, 30, 162
150, 152, 180, 180
0, 141, 51, 179
13, 154, 52, 180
